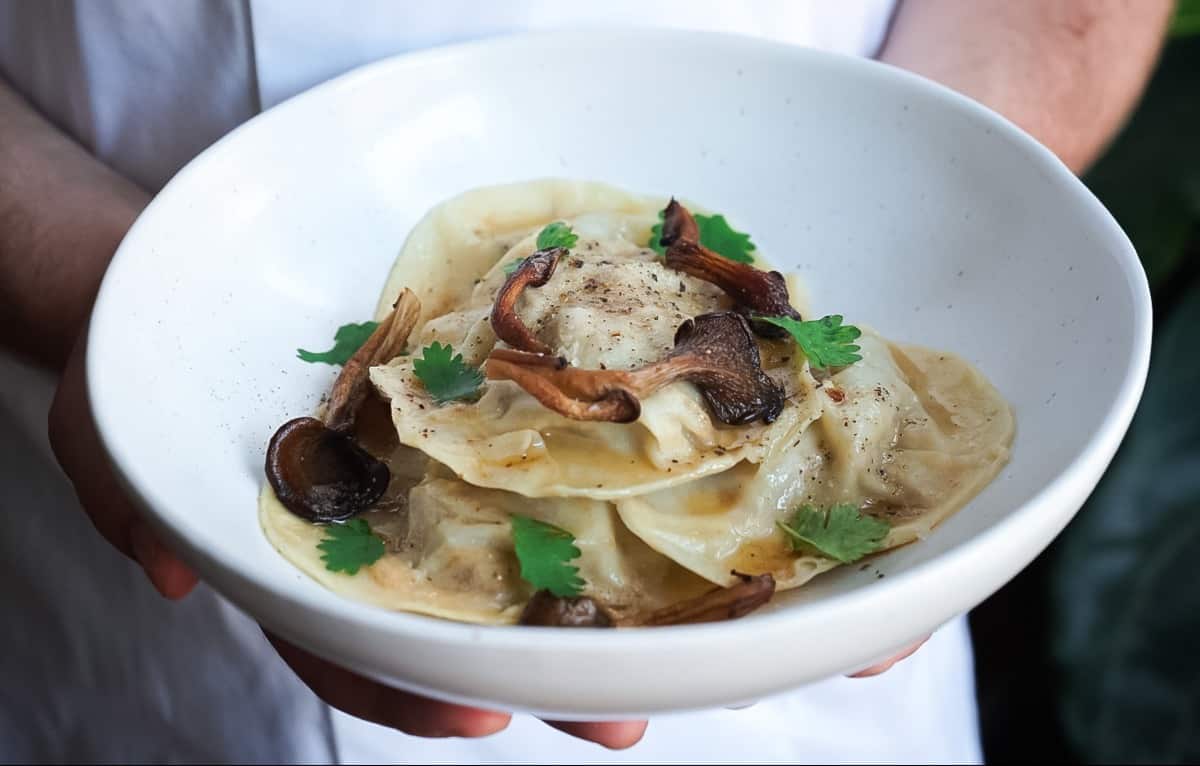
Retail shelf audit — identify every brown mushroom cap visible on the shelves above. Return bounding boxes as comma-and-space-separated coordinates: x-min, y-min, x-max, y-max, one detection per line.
490, 247, 565, 355
636, 572, 776, 626
486, 311, 784, 425
659, 201, 801, 336
664, 312, 786, 425
265, 417, 390, 522
518, 591, 616, 627
658, 197, 699, 247
265, 290, 420, 522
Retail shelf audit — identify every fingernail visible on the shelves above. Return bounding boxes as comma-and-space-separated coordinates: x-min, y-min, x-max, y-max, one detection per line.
601, 721, 648, 750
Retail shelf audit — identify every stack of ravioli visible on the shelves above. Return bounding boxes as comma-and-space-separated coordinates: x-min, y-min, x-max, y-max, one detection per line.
260, 180, 1013, 625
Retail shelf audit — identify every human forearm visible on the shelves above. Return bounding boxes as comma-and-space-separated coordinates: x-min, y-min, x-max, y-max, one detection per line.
0, 78, 149, 368
879, 0, 1173, 173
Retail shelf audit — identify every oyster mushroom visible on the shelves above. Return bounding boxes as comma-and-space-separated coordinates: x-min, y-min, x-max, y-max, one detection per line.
518, 573, 775, 628
659, 199, 801, 336
265, 418, 390, 523
518, 591, 616, 627
490, 247, 566, 354
486, 311, 784, 425
486, 348, 641, 422
636, 572, 776, 626
265, 289, 420, 522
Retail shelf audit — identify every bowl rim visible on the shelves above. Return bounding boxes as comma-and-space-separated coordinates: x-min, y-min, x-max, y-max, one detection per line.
87, 27, 1152, 656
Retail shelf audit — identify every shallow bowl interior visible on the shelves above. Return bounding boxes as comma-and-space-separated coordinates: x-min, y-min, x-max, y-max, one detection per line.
88, 29, 1149, 717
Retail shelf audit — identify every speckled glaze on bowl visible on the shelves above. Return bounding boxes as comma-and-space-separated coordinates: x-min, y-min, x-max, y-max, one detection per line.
87, 29, 1150, 718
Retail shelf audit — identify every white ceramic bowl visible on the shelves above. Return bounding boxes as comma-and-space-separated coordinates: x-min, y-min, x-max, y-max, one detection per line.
88, 30, 1150, 718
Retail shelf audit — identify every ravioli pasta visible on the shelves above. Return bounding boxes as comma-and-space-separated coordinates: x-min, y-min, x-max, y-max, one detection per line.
260, 179, 1014, 625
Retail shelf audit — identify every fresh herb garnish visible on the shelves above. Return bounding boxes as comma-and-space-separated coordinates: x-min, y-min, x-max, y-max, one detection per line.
649, 209, 756, 263
297, 321, 379, 366
758, 314, 862, 371
412, 341, 484, 403
502, 222, 579, 276
318, 518, 385, 574
511, 514, 585, 597
536, 221, 579, 251
778, 503, 889, 564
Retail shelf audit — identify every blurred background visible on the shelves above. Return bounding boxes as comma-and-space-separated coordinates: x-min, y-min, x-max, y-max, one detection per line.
971, 2, 1200, 762
0, 3, 1193, 763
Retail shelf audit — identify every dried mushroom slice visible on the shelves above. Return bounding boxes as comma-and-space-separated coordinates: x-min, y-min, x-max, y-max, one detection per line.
668, 312, 786, 425
486, 312, 784, 426
266, 290, 420, 522
490, 247, 566, 355
659, 199, 801, 336
635, 572, 776, 626
325, 288, 421, 429
518, 574, 775, 628
265, 417, 389, 523
518, 591, 616, 627
657, 197, 701, 248
486, 349, 643, 423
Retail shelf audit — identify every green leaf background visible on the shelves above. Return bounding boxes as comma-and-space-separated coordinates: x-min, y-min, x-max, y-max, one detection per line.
1046, 24, 1200, 764
1172, 0, 1200, 38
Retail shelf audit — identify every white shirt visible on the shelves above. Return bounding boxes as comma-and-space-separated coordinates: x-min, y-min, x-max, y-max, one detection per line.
0, 2, 983, 762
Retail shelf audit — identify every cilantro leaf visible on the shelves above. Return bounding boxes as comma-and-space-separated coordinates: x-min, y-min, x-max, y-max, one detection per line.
536, 221, 579, 250
778, 503, 889, 564
412, 341, 484, 403
501, 222, 578, 276
297, 321, 379, 366
692, 213, 757, 264
758, 314, 862, 370
318, 518, 385, 574
648, 208, 756, 263
511, 514, 585, 597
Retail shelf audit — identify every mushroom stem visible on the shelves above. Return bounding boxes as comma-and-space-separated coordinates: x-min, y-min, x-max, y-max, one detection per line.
486, 352, 641, 422
486, 312, 784, 425
326, 289, 421, 430
635, 573, 776, 626
266, 290, 421, 522
490, 247, 565, 354
659, 201, 801, 333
